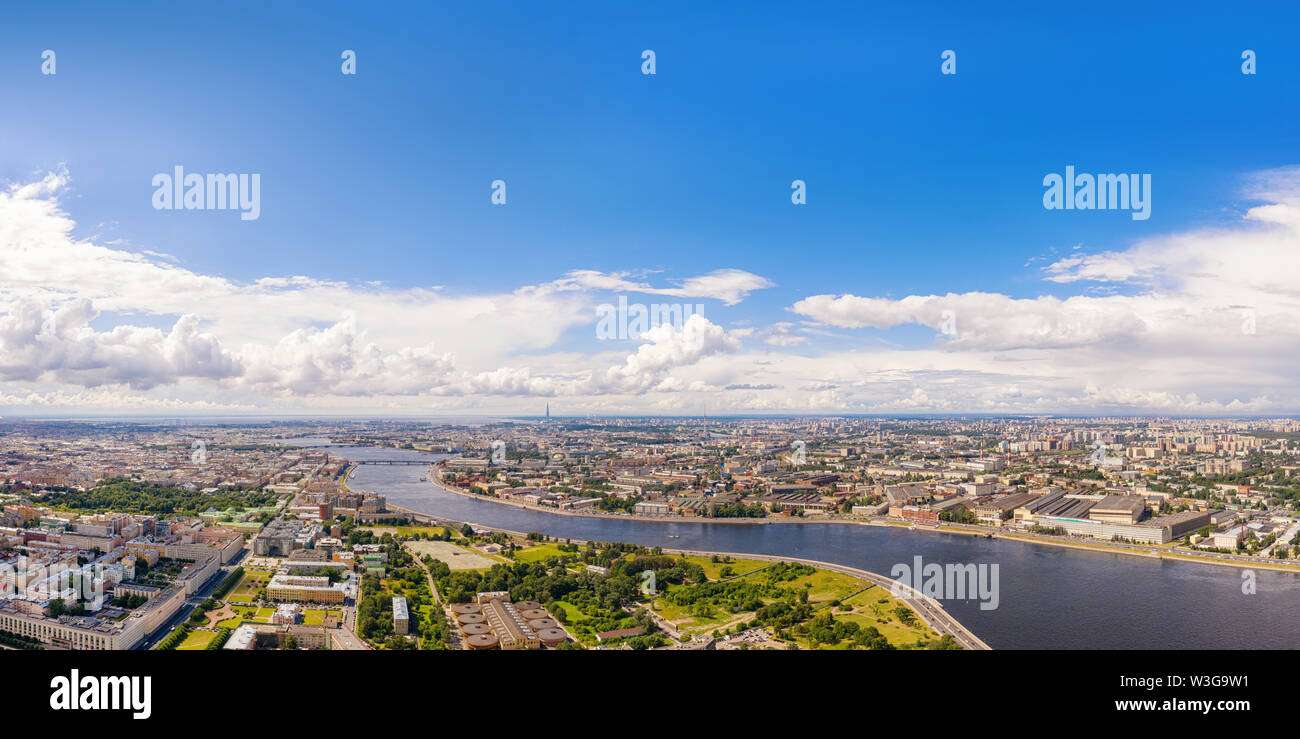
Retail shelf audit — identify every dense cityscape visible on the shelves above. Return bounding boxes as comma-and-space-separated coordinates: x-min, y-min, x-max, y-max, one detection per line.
3, 414, 1297, 653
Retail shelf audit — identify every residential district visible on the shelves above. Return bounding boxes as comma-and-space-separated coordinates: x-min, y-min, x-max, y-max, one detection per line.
3, 414, 1300, 651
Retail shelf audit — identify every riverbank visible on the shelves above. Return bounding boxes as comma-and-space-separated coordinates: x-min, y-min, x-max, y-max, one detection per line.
419, 466, 1300, 576
995, 532, 1300, 573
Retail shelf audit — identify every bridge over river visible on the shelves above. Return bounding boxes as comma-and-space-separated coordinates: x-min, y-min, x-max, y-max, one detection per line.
351, 460, 431, 465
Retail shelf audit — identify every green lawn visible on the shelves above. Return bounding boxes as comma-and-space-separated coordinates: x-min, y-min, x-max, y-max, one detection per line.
653, 560, 943, 649
225, 569, 271, 603
549, 600, 590, 623
176, 630, 218, 650
680, 555, 772, 581
512, 543, 573, 563
651, 591, 754, 636
215, 605, 266, 628
302, 609, 342, 626
796, 585, 940, 649
784, 569, 865, 604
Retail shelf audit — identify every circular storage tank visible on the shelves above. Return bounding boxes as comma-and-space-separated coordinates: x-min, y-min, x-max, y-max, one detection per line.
521, 608, 548, 620
515, 601, 542, 611
527, 618, 558, 631
460, 622, 492, 636
452, 604, 481, 615
537, 628, 567, 647
466, 633, 499, 650
456, 612, 486, 625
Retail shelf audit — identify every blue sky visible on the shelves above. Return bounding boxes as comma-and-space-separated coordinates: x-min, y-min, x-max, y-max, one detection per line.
2, 1, 1299, 414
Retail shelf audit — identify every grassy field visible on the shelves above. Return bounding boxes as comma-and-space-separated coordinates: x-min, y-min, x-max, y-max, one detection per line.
225, 569, 271, 603
512, 542, 574, 563
303, 609, 343, 625
806, 585, 939, 649
215, 605, 275, 628
651, 594, 751, 636
654, 558, 942, 649
784, 568, 867, 603
680, 555, 772, 581
176, 630, 218, 650
549, 600, 590, 625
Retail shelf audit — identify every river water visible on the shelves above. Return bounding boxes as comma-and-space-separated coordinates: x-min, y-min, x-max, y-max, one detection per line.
300, 441, 1300, 649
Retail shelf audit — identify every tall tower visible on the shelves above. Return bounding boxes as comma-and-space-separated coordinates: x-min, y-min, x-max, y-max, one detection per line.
545, 403, 550, 422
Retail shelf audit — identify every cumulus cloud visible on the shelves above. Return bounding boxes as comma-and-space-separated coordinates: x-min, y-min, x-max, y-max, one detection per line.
0, 296, 240, 390
595, 314, 740, 393
446, 315, 742, 397
791, 292, 1162, 350
238, 313, 455, 396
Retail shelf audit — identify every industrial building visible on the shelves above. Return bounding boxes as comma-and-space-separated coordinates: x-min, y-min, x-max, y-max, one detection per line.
393, 596, 409, 635
1087, 496, 1147, 524
450, 594, 568, 649
973, 491, 1038, 525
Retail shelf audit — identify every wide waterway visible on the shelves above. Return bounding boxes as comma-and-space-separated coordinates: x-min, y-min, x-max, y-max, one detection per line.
297, 441, 1300, 649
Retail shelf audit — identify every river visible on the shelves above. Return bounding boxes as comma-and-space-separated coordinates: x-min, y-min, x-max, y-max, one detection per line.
296, 441, 1300, 649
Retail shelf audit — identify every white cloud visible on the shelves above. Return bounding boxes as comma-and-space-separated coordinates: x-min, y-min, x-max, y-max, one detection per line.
0, 296, 240, 390
596, 314, 740, 393
775, 166, 1300, 412
238, 313, 455, 396
6, 166, 1300, 415
0, 171, 759, 409
551, 268, 773, 306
